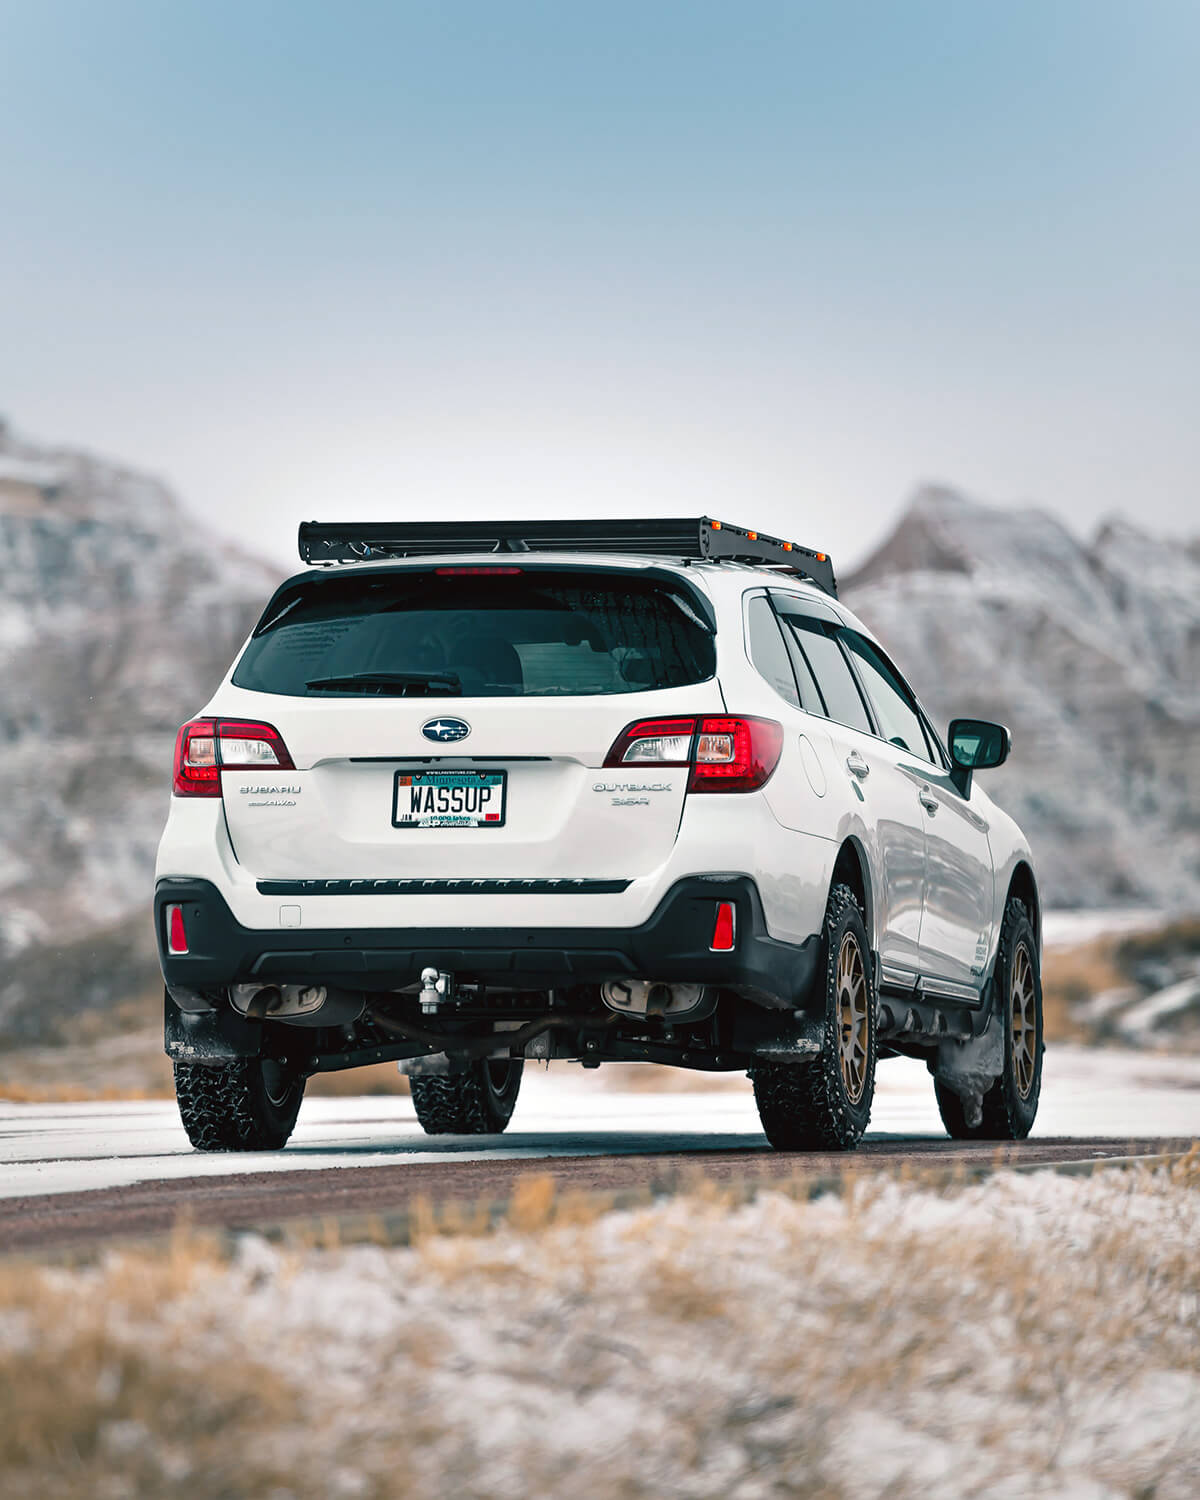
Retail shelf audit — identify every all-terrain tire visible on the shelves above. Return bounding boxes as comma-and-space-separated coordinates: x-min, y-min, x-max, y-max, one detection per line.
750, 883, 877, 1151
410, 1059, 524, 1135
936, 897, 1042, 1140
174, 1058, 305, 1152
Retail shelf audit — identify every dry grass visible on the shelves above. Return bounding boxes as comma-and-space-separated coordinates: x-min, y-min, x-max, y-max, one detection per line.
0, 1024, 175, 1102
0, 1231, 294, 1499
1042, 935, 1126, 1040
3, 1158, 1198, 1500
1043, 914, 1200, 1046
1118, 915, 1200, 966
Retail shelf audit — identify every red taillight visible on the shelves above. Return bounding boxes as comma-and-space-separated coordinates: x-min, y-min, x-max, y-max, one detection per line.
434, 566, 523, 575
173, 719, 219, 796
602, 715, 781, 791
172, 718, 295, 797
689, 716, 784, 793
711, 901, 736, 951
166, 903, 189, 954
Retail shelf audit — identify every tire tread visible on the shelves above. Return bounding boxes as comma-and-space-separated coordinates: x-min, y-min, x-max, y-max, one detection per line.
936, 897, 1041, 1141
410, 1062, 522, 1136
751, 883, 876, 1152
173, 1060, 302, 1152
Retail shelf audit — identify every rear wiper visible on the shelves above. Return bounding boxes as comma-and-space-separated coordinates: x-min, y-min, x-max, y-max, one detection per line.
253, 596, 304, 637
305, 670, 462, 695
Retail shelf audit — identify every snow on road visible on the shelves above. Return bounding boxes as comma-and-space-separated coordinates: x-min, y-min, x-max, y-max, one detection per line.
1, 1045, 1197, 1201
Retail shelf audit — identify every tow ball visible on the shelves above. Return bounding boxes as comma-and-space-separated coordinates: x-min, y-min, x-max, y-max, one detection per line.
419, 967, 456, 1014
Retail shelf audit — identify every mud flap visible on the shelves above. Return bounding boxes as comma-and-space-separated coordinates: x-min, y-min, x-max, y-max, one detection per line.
929, 1018, 1003, 1129
165, 991, 262, 1064
732, 1006, 824, 1060
397, 1052, 454, 1078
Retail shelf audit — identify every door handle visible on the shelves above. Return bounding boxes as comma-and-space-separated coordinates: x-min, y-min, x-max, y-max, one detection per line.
918, 788, 939, 815
846, 752, 870, 780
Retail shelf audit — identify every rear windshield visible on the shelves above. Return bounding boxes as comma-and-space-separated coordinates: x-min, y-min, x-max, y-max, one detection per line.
232, 569, 716, 698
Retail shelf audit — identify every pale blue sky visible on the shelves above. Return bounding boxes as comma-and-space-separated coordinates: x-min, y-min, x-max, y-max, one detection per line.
1, 0, 1197, 569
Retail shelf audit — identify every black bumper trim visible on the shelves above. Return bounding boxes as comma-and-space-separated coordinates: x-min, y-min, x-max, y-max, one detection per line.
155, 876, 820, 1009
256, 877, 632, 897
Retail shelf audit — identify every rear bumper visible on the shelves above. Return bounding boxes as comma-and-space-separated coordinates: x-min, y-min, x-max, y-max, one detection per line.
154, 875, 820, 1009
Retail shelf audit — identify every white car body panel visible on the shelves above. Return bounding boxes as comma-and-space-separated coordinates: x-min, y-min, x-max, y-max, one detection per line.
214, 682, 723, 883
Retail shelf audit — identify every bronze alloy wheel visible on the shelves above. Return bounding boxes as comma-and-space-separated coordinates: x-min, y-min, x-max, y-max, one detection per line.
1010, 939, 1037, 1100
837, 930, 870, 1105
934, 896, 1042, 1141
751, 882, 876, 1151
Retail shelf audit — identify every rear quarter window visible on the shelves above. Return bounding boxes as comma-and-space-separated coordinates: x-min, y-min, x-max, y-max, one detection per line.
233, 570, 716, 698
746, 594, 801, 707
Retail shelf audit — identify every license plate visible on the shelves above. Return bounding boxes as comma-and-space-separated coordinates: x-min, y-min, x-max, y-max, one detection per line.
393, 769, 507, 829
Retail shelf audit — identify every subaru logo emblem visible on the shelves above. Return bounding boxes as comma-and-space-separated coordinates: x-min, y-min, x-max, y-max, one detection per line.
421, 717, 471, 744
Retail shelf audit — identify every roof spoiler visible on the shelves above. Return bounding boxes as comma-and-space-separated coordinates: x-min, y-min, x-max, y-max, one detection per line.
296, 517, 837, 597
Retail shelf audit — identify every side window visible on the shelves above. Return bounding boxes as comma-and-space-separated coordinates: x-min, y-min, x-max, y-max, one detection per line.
917, 707, 951, 770
840, 630, 936, 763
746, 595, 801, 707
778, 613, 874, 735
770, 598, 826, 712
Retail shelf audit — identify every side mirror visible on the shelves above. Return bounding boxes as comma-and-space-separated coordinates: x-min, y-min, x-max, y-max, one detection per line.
947, 718, 1010, 795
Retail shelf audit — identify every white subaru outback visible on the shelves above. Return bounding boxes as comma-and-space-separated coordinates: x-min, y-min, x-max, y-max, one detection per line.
155, 518, 1043, 1152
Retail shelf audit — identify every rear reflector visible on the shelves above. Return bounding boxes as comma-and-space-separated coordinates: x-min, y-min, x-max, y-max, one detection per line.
166, 903, 189, 954
173, 719, 296, 797
711, 902, 736, 951
603, 716, 782, 791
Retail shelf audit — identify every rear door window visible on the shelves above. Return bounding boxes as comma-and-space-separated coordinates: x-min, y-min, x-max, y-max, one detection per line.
233, 569, 716, 698
776, 611, 874, 735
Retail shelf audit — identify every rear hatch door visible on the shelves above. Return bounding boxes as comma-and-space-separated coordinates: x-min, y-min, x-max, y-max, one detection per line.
217, 563, 722, 882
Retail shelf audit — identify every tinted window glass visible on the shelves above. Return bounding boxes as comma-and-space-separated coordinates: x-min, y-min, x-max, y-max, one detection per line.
779, 619, 826, 713
780, 616, 873, 734
840, 631, 935, 762
746, 595, 800, 707
234, 571, 715, 698
918, 710, 950, 770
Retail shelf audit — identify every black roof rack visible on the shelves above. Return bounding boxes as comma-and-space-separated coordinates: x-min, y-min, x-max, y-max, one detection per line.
297, 517, 837, 597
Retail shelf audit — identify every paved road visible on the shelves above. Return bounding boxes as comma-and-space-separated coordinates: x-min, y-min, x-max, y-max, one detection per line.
2, 1136, 1190, 1255
1, 1048, 1196, 1252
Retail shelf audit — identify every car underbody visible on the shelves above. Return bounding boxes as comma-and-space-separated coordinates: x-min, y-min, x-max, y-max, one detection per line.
159, 873, 999, 1102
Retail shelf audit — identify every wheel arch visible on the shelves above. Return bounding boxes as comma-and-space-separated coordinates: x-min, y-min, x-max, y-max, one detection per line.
1005, 860, 1041, 956
831, 837, 874, 956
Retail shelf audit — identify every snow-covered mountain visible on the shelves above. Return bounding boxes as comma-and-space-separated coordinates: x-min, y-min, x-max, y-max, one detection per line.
844, 486, 1200, 911
0, 422, 278, 1039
